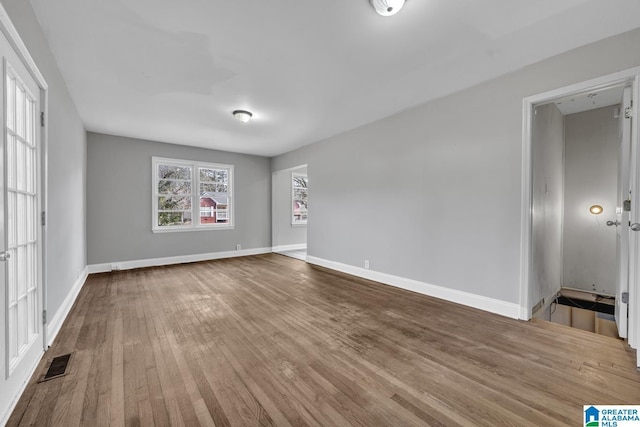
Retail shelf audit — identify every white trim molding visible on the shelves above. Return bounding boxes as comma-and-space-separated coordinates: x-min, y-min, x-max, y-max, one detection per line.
0, 4, 47, 90
87, 247, 273, 274
272, 244, 307, 253
0, 3, 50, 425
306, 256, 521, 319
46, 267, 89, 347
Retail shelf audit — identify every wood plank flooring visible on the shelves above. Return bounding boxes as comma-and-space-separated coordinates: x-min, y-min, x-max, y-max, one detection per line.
8, 254, 640, 426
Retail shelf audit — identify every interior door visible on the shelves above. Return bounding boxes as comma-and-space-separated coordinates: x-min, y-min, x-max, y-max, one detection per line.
1, 32, 43, 382
615, 86, 632, 338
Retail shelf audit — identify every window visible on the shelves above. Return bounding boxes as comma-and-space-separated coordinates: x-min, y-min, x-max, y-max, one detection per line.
152, 157, 233, 232
292, 172, 308, 225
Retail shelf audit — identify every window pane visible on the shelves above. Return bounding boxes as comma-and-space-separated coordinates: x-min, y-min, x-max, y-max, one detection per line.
26, 99, 34, 146
158, 180, 191, 195
158, 211, 192, 227
8, 249, 16, 304
17, 193, 26, 245
199, 196, 229, 224
7, 134, 15, 189
16, 86, 25, 138
293, 189, 308, 208
7, 75, 15, 131
27, 147, 35, 193
17, 140, 25, 191
158, 164, 191, 180
9, 306, 17, 359
199, 168, 227, 183
200, 182, 228, 194
200, 183, 217, 193
27, 195, 35, 242
293, 186, 308, 222
26, 243, 34, 291
293, 175, 307, 189
17, 245, 26, 295
158, 196, 191, 211
200, 168, 228, 193
28, 290, 35, 336
8, 192, 15, 247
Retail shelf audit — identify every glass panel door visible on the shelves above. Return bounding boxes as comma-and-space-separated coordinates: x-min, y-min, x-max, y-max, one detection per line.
5, 64, 40, 374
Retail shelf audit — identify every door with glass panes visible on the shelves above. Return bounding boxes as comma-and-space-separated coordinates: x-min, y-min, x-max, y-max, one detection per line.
0, 29, 43, 384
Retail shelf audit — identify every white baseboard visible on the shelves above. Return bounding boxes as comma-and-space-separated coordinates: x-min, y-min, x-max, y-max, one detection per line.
87, 247, 273, 274
272, 244, 307, 253
46, 266, 89, 347
306, 256, 521, 319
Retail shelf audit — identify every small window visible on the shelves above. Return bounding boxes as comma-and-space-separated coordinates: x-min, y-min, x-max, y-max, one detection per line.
292, 172, 308, 225
152, 157, 233, 232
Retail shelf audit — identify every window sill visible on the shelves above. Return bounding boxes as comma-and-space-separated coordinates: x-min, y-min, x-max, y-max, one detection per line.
152, 225, 235, 233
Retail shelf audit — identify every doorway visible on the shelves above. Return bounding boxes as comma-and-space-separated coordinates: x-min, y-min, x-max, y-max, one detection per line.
272, 164, 308, 261
520, 68, 640, 367
532, 88, 628, 333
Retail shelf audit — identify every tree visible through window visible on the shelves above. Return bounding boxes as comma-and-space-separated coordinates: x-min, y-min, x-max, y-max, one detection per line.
153, 157, 233, 231
157, 163, 192, 226
292, 173, 308, 225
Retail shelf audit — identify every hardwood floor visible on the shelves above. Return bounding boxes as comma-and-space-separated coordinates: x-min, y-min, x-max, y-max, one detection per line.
8, 254, 640, 426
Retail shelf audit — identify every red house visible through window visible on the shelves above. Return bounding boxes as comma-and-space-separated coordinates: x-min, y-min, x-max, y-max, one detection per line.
200, 195, 229, 224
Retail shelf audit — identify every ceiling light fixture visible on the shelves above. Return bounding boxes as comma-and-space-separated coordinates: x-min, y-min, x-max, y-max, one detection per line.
589, 205, 603, 215
370, 0, 406, 16
233, 110, 253, 123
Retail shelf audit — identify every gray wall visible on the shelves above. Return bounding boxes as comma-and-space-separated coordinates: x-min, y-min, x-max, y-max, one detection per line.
563, 106, 619, 295
530, 103, 564, 311
272, 27, 640, 305
87, 132, 271, 264
0, 0, 86, 420
272, 166, 307, 249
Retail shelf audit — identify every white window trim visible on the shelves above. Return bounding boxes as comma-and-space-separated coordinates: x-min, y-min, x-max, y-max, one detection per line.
152, 156, 234, 233
291, 172, 308, 226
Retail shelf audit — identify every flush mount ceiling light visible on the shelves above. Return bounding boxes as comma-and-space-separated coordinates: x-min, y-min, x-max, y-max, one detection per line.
232, 110, 253, 123
589, 205, 603, 215
370, 0, 406, 16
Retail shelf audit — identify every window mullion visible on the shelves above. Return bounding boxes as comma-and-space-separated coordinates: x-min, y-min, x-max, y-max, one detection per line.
194, 165, 200, 227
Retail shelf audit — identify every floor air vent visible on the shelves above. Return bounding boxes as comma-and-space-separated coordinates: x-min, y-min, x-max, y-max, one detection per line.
40, 353, 72, 382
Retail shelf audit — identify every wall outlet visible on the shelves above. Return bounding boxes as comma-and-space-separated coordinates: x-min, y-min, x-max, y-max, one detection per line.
364, 260, 370, 269
236, 244, 241, 251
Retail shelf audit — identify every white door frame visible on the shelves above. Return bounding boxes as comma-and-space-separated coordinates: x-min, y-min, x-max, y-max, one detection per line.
0, 4, 48, 351
0, 4, 49, 425
271, 164, 308, 253
0, 4, 49, 349
520, 67, 640, 353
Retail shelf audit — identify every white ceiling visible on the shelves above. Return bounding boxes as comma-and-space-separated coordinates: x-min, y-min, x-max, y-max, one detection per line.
29, 0, 640, 156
